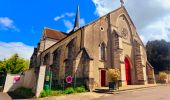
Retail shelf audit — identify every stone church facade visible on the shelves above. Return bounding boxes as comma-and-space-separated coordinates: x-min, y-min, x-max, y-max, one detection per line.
30, 5, 155, 91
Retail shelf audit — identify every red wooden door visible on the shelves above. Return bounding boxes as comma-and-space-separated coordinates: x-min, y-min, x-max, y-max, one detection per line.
101, 70, 106, 87
125, 58, 131, 85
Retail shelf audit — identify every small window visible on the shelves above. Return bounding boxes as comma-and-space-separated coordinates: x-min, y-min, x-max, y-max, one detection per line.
100, 26, 104, 31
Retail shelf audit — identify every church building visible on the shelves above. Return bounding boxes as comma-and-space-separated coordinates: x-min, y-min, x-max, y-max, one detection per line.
30, 3, 155, 92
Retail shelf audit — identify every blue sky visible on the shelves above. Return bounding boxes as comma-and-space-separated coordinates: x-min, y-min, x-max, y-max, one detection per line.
0, 0, 170, 60
0, 0, 97, 46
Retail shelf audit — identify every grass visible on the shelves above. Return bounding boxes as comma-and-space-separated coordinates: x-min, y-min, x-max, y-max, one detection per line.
40, 86, 87, 98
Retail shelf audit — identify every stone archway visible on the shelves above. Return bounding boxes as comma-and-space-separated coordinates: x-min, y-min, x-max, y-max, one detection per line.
124, 57, 131, 85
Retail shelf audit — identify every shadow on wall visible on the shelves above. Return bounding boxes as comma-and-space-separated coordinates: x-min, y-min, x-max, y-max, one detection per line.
75, 49, 93, 90
2, 68, 37, 98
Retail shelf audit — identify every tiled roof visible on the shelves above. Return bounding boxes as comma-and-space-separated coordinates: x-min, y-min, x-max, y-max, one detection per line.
44, 28, 67, 40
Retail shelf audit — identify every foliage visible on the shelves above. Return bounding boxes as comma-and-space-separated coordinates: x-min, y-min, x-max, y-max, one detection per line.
8, 87, 34, 99
40, 86, 87, 98
40, 90, 52, 97
146, 40, 170, 73
64, 87, 75, 94
75, 86, 87, 93
159, 72, 167, 81
0, 53, 29, 76
108, 68, 120, 82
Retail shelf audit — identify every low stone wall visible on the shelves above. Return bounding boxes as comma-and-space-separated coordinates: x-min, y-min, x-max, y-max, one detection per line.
3, 68, 37, 93
3, 74, 24, 92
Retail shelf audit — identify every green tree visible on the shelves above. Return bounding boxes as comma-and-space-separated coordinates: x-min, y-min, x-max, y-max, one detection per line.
0, 53, 29, 76
146, 40, 170, 73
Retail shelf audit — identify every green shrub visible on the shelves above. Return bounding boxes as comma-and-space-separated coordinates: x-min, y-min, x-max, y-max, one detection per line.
75, 86, 86, 93
64, 87, 75, 94
51, 90, 63, 96
159, 72, 167, 83
40, 85, 87, 98
40, 90, 52, 97
10, 87, 34, 98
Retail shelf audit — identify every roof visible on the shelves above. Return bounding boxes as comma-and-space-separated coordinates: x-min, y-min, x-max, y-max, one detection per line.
44, 27, 67, 40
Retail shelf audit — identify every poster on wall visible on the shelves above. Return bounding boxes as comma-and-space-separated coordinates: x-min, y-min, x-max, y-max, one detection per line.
13, 75, 21, 84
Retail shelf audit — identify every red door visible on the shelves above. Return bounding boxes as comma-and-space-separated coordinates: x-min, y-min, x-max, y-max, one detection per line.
125, 58, 131, 85
101, 70, 106, 87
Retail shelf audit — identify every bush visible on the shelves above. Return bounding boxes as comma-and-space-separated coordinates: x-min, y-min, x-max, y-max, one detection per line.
40, 86, 87, 98
64, 87, 75, 94
40, 90, 64, 97
40, 90, 52, 97
108, 68, 120, 81
159, 72, 167, 83
51, 90, 63, 96
8, 87, 34, 99
75, 86, 86, 93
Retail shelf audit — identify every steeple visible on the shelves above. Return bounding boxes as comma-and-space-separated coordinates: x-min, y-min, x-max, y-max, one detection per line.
73, 5, 80, 31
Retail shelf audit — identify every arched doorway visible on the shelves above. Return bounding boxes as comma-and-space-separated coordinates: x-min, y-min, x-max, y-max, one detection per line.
124, 57, 131, 85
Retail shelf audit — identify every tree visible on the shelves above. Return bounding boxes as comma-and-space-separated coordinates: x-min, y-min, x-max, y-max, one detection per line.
146, 40, 170, 73
0, 53, 29, 76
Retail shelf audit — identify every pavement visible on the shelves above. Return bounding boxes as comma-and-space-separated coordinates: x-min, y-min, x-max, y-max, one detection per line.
1, 84, 169, 100
0, 92, 12, 100
36, 84, 160, 100
94, 84, 170, 100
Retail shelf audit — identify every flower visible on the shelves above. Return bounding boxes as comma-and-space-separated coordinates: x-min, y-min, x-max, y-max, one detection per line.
108, 68, 120, 81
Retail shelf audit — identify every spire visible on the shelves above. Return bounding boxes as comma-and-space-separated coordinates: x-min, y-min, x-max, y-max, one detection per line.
73, 5, 80, 31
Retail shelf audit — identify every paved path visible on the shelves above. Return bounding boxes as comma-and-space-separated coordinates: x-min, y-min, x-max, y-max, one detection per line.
0, 92, 11, 100
94, 85, 170, 100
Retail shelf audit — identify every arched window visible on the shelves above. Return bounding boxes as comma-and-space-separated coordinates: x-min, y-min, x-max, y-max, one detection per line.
99, 42, 106, 61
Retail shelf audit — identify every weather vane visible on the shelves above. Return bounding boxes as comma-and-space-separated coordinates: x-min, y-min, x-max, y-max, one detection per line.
120, 0, 124, 6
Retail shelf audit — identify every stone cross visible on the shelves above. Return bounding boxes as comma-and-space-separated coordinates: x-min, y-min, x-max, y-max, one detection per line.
120, 0, 124, 6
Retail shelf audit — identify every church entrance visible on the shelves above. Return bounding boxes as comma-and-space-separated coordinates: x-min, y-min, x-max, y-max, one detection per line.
101, 70, 106, 87
125, 57, 131, 85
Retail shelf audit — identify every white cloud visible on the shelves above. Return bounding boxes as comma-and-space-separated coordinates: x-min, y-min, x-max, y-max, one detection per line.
92, 0, 120, 16
54, 15, 65, 21
54, 12, 86, 33
63, 20, 74, 33
65, 13, 75, 17
140, 15, 170, 44
0, 17, 20, 32
91, 0, 170, 43
0, 42, 34, 60
54, 13, 75, 21
63, 18, 86, 33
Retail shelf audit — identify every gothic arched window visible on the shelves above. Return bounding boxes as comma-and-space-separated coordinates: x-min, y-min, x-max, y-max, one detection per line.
99, 42, 106, 61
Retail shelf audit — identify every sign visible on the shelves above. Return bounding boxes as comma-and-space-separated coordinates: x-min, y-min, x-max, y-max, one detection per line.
66, 75, 73, 84
13, 75, 20, 83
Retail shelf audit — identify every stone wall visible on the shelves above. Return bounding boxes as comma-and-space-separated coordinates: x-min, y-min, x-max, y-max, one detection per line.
3, 68, 37, 93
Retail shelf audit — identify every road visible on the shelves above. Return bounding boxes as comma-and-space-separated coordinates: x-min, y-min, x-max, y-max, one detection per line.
94, 85, 170, 100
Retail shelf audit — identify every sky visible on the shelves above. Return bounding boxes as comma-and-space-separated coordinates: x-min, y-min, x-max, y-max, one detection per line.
0, 0, 170, 60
